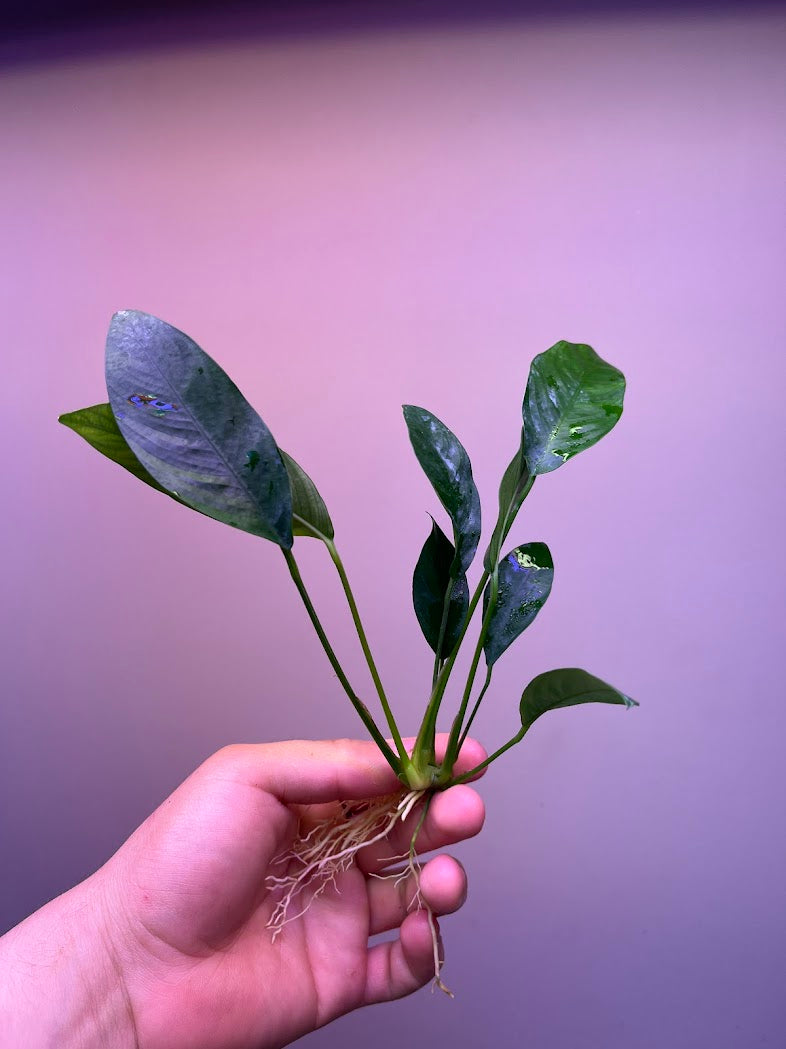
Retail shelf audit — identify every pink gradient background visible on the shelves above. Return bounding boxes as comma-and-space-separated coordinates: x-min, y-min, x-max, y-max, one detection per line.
2, 5, 785, 1046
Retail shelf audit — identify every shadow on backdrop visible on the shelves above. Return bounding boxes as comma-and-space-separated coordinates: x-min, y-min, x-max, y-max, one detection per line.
2, 0, 781, 67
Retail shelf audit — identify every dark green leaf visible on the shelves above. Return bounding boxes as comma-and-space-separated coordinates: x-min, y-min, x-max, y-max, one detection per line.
413, 517, 469, 658
520, 667, 637, 729
483, 542, 554, 666
483, 428, 534, 573
105, 310, 292, 547
59, 403, 170, 496
280, 450, 334, 540
402, 405, 481, 575
523, 341, 625, 475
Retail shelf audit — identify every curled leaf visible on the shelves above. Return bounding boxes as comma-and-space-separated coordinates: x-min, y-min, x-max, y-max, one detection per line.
280, 450, 334, 540
413, 517, 469, 658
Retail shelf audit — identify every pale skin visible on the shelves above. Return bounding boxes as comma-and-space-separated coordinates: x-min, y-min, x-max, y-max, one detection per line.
0, 736, 486, 1049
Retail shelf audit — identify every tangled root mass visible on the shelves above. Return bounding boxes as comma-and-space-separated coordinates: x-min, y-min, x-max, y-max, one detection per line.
265, 789, 452, 995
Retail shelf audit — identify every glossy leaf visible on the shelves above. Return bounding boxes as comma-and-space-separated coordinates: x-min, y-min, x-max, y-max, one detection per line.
523, 341, 625, 475
520, 667, 637, 729
402, 405, 481, 575
412, 517, 469, 658
105, 310, 292, 547
280, 450, 334, 540
483, 428, 534, 573
483, 542, 553, 666
59, 403, 170, 496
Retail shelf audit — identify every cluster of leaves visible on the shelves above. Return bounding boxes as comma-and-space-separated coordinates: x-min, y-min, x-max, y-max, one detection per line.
60, 311, 636, 790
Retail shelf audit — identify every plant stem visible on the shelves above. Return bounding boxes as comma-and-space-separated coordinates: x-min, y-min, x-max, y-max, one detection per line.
411, 568, 489, 769
281, 547, 400, 773
324, 539, 408, 763
457, 665, 493, 753
432, 586, 453, 689
448, 725, 528, 784
443, 574, 497, 771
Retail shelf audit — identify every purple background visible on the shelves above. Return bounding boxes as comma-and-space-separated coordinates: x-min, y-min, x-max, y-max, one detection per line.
2, 4, 784, 1046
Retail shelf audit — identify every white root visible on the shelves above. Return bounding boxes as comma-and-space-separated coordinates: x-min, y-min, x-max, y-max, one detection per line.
265, 788, 453, 995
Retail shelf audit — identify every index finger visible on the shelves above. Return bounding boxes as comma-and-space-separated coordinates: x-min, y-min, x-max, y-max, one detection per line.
217, 735, 487, 805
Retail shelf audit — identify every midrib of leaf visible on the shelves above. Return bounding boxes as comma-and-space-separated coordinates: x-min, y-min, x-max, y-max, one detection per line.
541, 360, 591, 449
292, 513, 329, 542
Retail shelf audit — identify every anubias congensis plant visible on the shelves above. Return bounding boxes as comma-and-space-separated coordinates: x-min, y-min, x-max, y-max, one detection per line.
60, 310, 637, 992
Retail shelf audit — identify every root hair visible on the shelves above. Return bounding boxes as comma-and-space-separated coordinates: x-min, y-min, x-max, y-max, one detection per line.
265, 788, 452, 994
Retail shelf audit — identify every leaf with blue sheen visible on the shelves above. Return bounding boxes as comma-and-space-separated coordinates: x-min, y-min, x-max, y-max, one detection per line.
61, 402, 332, 543
105, 310, 292, 547
402, 405, 481, 575
483, 542, 554, 666
520, 667, 637, 729
412, 517, 469, 658
523, 341, 625, 475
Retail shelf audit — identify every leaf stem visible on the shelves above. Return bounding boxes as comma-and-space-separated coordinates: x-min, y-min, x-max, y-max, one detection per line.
457, 665, 493, 753
431, 585, 453, 690
448, 725, 528, 784
443, 574, 497, 771
281, 547, 401, 773
325, 539, 408, 764
411, 568, 489, 769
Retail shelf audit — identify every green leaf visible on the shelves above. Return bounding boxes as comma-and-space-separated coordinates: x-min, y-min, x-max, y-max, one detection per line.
60, 402, 328, 543
280, 450, 334, 540
520, 667, 637, 729
483, 428, 534, 573
412, 517, 469, 658
105, 310, 292, 547
483, 542, 554, 666
59, 403, 170, 496
522, 341, 625, 475
402, 405, 481, 575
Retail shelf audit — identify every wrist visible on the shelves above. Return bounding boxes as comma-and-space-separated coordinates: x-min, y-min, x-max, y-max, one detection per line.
0, 872, 136, 1049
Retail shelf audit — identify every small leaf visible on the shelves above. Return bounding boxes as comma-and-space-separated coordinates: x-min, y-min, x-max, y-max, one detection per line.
523, 341, 625, 475
402, 405, 481, 575
413, 517, 469, 658
105, 310, 292, 547
280, 450, 334, 540
59, 403, 170, 495
483, 428, 533, 573
483, 542, 554, 666
520, 667, 637, 729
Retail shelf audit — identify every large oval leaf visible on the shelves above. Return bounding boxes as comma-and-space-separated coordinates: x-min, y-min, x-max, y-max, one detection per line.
483, 542, 554, 666
522, 341, 625, 475
413, 517, 469, 658
520, 667, 637, 729
402, 405, 481, 575
106, 311, 292, 547
60, 403, 331, 543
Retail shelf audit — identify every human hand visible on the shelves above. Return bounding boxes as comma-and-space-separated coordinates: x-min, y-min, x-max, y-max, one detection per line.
0, 736, 485, 1049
